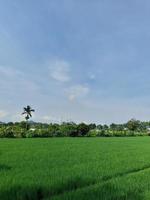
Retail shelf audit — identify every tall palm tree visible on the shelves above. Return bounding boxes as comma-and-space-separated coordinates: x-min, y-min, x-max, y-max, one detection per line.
22, 105, 35, 130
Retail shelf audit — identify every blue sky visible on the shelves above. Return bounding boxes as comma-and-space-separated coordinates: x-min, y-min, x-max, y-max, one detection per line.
0, 0, 150, 124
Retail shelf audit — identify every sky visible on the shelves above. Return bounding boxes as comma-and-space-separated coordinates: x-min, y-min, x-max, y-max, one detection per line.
1, 0, 150, 124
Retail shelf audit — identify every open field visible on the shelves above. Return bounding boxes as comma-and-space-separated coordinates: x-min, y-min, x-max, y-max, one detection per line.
1, 138, 150, 199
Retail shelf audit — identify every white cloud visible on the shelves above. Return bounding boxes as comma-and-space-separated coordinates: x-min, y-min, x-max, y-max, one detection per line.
49, 60, 71, 82
66, 85, 90, 101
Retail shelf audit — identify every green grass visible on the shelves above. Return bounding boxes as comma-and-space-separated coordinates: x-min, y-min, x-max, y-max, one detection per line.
1, 137, 150, 199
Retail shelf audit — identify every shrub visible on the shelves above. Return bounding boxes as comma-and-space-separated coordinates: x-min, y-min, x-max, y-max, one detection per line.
96, 130, 106, 137
26, 131, 34, 138
125, 131, 135, 136
87, 130, 98, 137
113, 131, 124, 137
0, 127, 14, 138
134, 132, 148, 136
59, 123, 78, 137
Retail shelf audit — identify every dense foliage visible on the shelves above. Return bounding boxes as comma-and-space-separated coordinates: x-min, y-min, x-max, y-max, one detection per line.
0, 118, 150, 138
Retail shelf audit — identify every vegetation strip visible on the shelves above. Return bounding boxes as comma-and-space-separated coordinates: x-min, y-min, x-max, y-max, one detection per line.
1, 118, 150, 138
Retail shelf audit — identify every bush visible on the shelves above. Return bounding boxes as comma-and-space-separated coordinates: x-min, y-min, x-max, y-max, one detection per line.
59, 123, 78, 137
26, 130, 38, 138
96, 130, 106, 137
125, 131, 135, 136
48, 124, 59, 137
134, 132, 148, 136
112, 131, 124, 137
0, 127, 14, 138
26, 129, 50, 138
87, 130, 98, 137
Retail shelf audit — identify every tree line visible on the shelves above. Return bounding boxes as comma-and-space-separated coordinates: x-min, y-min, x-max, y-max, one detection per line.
0, 118, 150, 138
0, 105, 149, 138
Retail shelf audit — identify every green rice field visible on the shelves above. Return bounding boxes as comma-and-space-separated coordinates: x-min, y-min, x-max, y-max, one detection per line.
1, 137, 150, 199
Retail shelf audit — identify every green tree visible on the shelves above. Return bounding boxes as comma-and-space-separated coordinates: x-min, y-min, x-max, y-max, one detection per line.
126, 119, 140, 131
59, 122, 78, 137
110, 123, 117, 131
78, 123, 90, 136
103, 124, 109, 130
22, 105, 35, 130
97, 124, 103, 130
89, 123, 96, 130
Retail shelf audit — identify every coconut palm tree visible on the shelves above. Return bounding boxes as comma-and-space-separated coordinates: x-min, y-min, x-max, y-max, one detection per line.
22, 105, 35, 130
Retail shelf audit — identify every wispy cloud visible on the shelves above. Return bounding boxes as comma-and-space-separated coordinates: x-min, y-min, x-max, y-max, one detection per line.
0, 66, 40, 94
0, 110, 8, 119
66, 85, 90, 101
49, 60, 71, 82
88, 73, 96, 80
0, 66, 21, 77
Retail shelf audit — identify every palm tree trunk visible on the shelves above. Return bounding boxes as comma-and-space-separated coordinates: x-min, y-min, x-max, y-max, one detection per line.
26, 120, 28, 131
